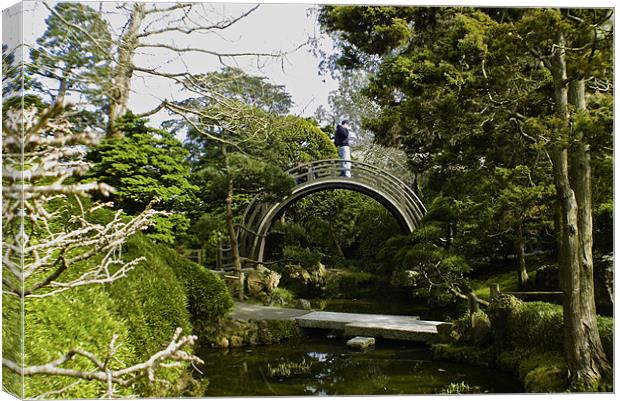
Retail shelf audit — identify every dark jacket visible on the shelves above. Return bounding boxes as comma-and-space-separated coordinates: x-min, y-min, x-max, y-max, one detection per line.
334, 124, 350, 147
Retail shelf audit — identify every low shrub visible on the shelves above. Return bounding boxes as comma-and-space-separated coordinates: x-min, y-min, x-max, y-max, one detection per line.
497, 350, 568, 392
487, 295, 562, 352
327, 270, 375, 296
508, 301, 564, 353
447, 311, 492, 346
105, 234, 192, 396
2, 294, 23, 397
431, 343, 493, 367
23, 287, 136, 399
257, 320, 301, 344
271, 287, 296, 306
157, 244, 233, 323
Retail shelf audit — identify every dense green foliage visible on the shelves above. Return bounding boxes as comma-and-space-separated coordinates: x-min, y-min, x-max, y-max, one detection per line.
87, 113, 198, 243
437, 295, 613, 392
319, 6, 613, 292
156, 244, 234, 323
24, 287, 137, 398
272, 190, 400, 270
106, 234, 193, 360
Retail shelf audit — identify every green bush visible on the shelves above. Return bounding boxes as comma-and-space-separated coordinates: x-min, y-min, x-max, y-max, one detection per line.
508, 301, 565, 352
257, 320, 301, 344
2, 294, 23, 397
23, 287, 136, 399
487, 296, 564, 352
105, 234, 192, 395
271, 287, 296, 305
157, 244, 233, 323
497, 350, 568, 392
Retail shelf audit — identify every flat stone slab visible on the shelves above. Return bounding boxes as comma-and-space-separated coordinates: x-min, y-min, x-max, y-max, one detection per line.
346, 336, 375, 349
230, 303, 444, 343
343, 320, 444, 343
295, 311, 420, 330
231, 302, 310, 321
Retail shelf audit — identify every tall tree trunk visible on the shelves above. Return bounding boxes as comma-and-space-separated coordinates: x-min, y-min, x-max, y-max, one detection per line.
567, 79, 611, 386
223, 147, 244, 300
515, 222, 529, 289
550, 32, 610, 390
106, 3, 145, 138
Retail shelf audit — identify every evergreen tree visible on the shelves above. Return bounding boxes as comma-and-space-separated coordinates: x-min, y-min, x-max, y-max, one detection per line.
87, 113, 198, 244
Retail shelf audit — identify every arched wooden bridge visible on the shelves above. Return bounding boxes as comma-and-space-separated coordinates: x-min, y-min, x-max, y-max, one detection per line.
237, 159, 426, 264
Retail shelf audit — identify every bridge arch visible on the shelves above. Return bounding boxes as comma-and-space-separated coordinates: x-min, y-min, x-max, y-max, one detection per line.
238, 159, 426, 263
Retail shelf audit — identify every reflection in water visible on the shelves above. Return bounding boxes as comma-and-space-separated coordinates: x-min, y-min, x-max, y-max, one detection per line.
199, 332, 522, 396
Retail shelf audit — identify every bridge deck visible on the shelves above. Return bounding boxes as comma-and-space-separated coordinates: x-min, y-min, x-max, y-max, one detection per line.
231, 302, 445, 344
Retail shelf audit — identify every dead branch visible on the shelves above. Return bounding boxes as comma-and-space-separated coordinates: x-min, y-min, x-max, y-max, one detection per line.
2, 328, 202, 395
138, 5, 259, 37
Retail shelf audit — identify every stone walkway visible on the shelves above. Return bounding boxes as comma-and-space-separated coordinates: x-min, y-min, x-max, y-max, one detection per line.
231, 302, 446, 343
232, 302, 309, 321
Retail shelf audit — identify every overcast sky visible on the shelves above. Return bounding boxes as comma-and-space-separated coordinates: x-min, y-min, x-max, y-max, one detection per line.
5, 1, 340, 129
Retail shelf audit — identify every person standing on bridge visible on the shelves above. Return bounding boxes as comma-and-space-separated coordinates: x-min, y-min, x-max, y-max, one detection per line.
334, 120, 352, 178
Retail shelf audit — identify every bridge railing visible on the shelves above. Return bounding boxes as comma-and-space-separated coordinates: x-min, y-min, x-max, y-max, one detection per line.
286, 159, 426, 222
233, 159, 427, 264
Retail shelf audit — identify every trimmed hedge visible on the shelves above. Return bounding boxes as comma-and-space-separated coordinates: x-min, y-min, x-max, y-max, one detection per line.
156, 244, 233, 324
2, 294, 23, 397
105, 234, 193, 395
15, 230, 229, 398
489, 295, 613, 362
23, 287, 136, 399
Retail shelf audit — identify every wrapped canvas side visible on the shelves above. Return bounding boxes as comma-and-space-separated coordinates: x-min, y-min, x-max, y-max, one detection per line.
2, 1, 25, 399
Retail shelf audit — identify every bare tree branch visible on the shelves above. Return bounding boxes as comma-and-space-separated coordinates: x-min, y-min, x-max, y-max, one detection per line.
2, 328, 202, 394
138, 5, 260, 37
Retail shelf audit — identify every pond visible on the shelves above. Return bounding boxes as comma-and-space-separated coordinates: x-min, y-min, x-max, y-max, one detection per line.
198, 331, 523, 396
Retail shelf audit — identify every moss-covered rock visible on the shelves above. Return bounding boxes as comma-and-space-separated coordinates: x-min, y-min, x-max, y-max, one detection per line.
448, 311, 492, 346
524, 366, 569, 393
257, 320, 301, 344
200, 318, 301, 348
431, 343, 493, 367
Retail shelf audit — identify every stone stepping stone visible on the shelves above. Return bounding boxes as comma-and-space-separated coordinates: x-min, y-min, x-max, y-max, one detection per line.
346, 336, 375, 350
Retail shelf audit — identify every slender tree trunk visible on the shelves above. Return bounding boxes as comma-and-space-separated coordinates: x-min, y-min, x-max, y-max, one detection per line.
223, 147, 244, 300
550, 32, 610, 390
106, 3, 145, 138
515, 222, 529, 289
327, 223, 346, 260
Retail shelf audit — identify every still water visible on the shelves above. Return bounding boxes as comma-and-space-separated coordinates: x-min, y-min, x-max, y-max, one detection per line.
199, 332, 523, 396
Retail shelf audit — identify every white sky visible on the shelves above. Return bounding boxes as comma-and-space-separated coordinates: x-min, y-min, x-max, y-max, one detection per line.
9, 1, 340, 128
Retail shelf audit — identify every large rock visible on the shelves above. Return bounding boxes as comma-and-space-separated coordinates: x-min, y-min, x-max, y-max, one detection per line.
347, 336, 375, 350
247, 265, 281, 297
295, 298, 312, 310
